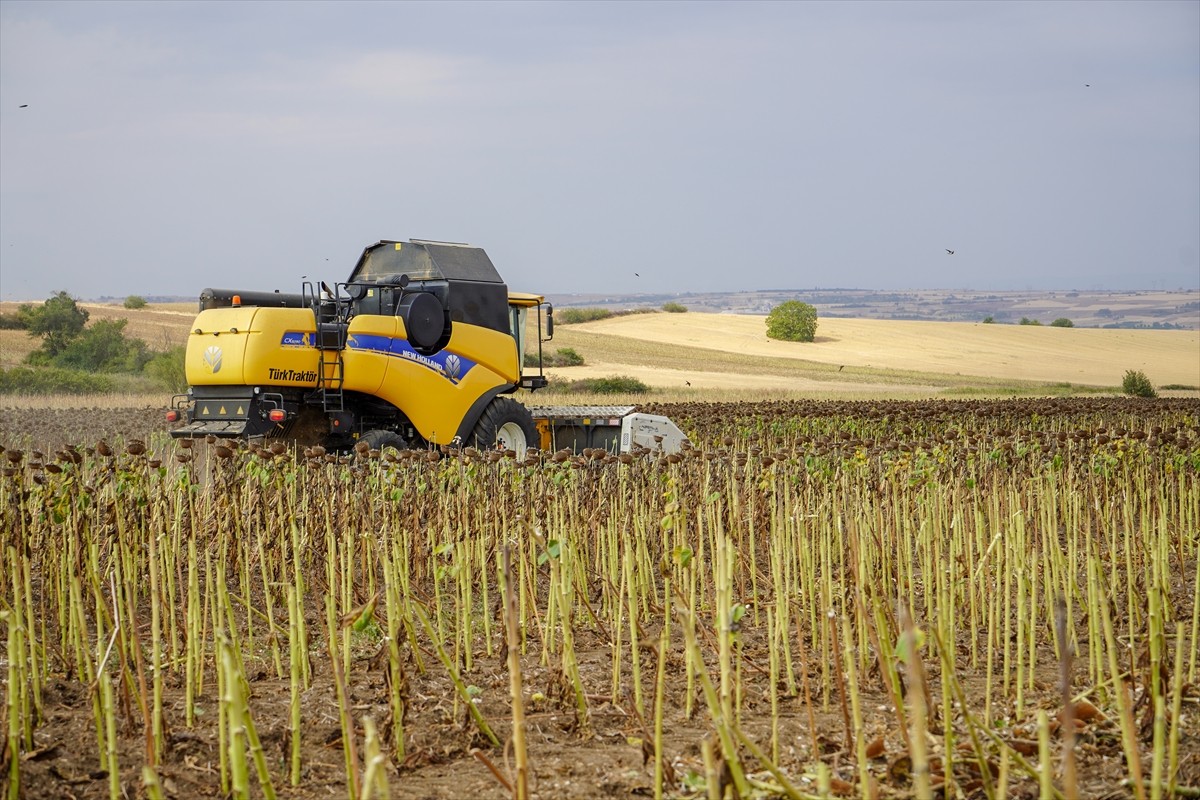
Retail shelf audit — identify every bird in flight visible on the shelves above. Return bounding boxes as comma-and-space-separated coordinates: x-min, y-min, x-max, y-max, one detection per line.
946, 249, 955, 255
19, 104, 29, 108
685, 380, 691, 386
634, 272, 640, 277
838, 365, 844, 372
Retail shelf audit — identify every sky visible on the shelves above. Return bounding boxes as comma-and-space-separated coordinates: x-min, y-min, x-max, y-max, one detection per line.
1, 0, 1197, 302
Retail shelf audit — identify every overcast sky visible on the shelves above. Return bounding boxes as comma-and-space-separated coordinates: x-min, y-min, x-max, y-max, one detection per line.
1, 0, 1197, 302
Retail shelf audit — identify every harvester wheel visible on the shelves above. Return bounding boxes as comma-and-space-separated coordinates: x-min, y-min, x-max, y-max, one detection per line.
359, 429, 407, 458
470, 398, 538, 460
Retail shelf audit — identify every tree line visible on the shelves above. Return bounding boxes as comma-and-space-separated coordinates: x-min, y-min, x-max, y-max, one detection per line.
0, 291, 185, 393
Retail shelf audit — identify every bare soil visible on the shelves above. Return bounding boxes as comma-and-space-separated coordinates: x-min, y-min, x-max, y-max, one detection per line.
2, 400, 1198, 800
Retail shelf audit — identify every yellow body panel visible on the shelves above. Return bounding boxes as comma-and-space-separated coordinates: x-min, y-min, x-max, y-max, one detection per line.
186, 305, 520, 445
340, 316, 406, 396
186, 307, 319, 387
343, 318, 519, 444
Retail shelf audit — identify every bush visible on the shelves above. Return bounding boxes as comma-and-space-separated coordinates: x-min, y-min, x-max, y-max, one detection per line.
0, 366, 115, 394
556, 307, 658, 324
52, 318, 150, 372
557, 308, 614, 324
981, 316, 995, 324
1122, 370, 1156, 398
1050, 318, 1074, 328
0, 304, 34, 330
563, 375, 651, 395
124, 295, 147, 309
662, 302, 687, 313
144, 345, 187, 391
1019, 317, 1042, 326
766, 301, 818, 342
524, 347, 585, 368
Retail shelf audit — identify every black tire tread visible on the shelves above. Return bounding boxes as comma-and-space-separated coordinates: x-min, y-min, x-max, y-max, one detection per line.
468, 398, 538, 453
360, 429, 407, 453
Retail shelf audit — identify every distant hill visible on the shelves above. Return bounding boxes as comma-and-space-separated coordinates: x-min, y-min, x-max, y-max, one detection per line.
546, 288, 1200, 330
94, 295, 195, 304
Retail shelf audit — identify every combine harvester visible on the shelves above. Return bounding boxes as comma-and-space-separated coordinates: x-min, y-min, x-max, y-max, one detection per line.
167, 239, 687, 457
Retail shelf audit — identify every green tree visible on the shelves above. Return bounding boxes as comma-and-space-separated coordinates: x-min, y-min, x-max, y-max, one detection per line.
1019, 317, 1042, 326
662, 301, 688, 313
766, 301, 818, 342
981, 316, 995, 324
124, 295, 148, 309
25, 291, 89, 358
1050, 317, 1074, 328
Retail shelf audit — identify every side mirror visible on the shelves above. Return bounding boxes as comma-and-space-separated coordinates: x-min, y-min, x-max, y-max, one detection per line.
545, 304, 554, 340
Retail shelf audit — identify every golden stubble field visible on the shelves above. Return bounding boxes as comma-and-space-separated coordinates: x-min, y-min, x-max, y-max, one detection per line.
555, 313, 1200, 392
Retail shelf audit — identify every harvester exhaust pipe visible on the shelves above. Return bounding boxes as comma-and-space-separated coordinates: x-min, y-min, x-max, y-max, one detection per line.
199, 288, 308, 311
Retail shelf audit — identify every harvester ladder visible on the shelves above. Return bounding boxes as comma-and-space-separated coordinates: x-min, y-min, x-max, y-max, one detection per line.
304, 281, 349, 413
317, 346, 345, 412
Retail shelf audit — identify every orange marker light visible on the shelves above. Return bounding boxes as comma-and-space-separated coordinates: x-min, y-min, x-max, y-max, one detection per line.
165, 410, 179, 422
232, 295, 242, 307
268, 409, 286, 422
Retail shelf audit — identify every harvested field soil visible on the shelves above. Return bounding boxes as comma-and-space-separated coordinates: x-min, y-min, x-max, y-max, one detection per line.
1, 397, 1198, 800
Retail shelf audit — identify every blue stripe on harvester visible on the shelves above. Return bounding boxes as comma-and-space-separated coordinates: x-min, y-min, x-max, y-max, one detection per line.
345, 335, 477, 384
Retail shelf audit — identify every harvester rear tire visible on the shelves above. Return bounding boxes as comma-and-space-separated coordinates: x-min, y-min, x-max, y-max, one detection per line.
469, 398, 538, 461
360, 429, 407, 458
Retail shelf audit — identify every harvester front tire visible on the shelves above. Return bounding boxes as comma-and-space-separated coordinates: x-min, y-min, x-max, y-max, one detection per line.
470, 398, 538, 460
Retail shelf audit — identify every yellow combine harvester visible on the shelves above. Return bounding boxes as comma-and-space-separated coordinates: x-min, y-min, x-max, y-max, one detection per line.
167, 238, 688, 455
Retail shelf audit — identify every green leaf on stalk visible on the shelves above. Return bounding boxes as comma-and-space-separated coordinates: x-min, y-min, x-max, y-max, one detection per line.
352, 608, 375, 633
895, 628, 926, 662
537, 539, 561, 565
674, 546, 693, 568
